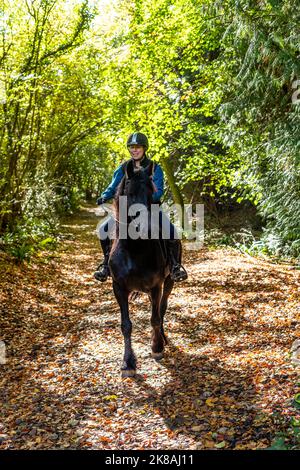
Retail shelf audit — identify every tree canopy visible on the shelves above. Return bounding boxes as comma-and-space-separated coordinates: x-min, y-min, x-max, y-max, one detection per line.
0, 0, 299, 257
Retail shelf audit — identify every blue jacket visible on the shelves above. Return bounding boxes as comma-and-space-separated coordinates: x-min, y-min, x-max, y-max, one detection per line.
101, 161, 164, 203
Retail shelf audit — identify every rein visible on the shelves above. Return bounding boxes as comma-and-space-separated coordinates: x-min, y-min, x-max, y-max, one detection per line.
101, 204, 128, 227
102, 204, 146, 234
112, 166, 155, 234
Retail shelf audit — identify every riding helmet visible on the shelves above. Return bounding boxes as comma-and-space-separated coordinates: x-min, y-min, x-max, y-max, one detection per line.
127, 132, 149, 150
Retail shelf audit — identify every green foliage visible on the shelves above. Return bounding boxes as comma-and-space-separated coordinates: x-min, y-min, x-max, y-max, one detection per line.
209, 0, 300, 256
268, 393, 300, 450
0, 218, 57, 262
0, 0, 299, 257
0, 0, 105, 234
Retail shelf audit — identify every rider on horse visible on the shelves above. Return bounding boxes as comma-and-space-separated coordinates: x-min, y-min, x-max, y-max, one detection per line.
94, 132, 188, 283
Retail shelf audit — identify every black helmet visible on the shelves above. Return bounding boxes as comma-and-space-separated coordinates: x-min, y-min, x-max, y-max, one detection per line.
127, 132, 149, 150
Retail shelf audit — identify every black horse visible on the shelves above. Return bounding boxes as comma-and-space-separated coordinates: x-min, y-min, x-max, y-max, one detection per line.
109, 160, 182, 377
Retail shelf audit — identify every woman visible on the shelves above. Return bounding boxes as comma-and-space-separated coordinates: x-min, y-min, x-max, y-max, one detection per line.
94, 132, 187, 283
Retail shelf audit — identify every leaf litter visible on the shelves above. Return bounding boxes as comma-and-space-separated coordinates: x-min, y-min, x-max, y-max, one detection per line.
0, 205, 299, 450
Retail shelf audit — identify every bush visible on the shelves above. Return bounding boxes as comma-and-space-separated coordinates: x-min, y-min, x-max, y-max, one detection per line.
0, 219, 57, 263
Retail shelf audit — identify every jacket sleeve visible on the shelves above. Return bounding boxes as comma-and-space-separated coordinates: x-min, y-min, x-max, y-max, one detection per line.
101, 165, 124, 201
152, 164, 164, 202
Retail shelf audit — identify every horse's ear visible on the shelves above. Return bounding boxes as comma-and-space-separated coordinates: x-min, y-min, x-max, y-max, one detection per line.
145, 161, 154, 176
125, 160, 134, 179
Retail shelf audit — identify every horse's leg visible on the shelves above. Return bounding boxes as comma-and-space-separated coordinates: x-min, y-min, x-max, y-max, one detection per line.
112, 281, 136, 377
150, 284, 164, 360
160, 275, 174, 345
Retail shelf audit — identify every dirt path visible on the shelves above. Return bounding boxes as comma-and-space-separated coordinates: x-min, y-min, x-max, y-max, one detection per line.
0, 205, 299, 450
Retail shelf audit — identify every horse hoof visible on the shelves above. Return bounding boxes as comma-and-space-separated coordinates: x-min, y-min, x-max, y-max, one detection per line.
152, 351, 164, 360
121, 369, 136, 378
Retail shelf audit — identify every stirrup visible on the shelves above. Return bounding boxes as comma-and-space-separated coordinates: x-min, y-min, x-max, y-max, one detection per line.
94, 263, 110, 282
170, 264, 188, 282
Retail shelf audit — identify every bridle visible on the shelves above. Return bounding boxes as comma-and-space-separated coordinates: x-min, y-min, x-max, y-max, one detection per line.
103, 168, 154, 232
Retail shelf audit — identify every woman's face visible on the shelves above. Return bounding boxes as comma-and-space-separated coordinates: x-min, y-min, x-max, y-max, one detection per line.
128, 144, 145, 160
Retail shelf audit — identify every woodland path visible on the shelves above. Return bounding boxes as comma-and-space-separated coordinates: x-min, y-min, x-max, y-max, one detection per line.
0, 205, 299, 450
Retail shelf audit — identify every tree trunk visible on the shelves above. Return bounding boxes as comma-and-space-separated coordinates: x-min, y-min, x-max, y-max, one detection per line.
160, 157, 186, 228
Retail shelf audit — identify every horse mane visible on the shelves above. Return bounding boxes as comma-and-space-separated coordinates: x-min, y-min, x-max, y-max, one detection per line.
114, 175, 126, 220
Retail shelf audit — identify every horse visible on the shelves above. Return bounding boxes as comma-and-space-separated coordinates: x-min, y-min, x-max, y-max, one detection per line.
108, 160, 181, 377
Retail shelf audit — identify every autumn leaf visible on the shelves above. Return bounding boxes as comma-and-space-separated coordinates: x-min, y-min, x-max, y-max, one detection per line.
103, 395, 118, 401
1, 205, 299, 451
205, 398, 217, 407
215, 441, 226, 449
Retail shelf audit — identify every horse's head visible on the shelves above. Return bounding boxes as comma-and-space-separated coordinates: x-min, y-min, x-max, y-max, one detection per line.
116, 160, 155, 239
124, 160, 154, 208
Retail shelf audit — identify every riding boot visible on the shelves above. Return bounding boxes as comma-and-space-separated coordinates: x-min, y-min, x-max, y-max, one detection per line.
94, 239, 111, 282
167, 239, 188, 282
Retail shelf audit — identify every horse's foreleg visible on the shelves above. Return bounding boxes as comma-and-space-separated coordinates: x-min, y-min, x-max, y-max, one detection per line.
113, 281, 136, 377
160, 275, 174, 345
150, 285, 164, 360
